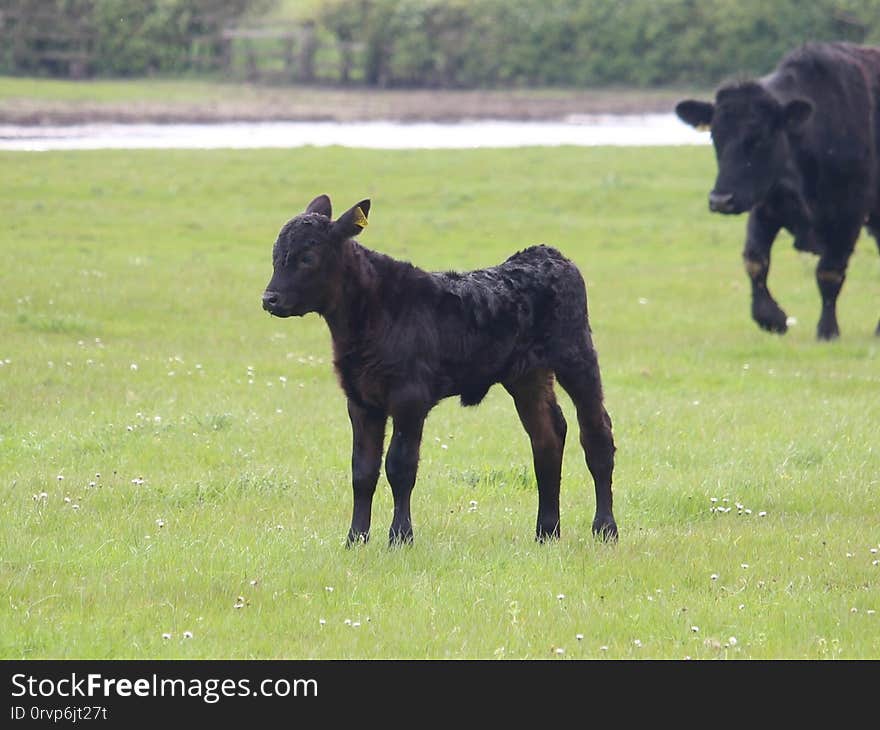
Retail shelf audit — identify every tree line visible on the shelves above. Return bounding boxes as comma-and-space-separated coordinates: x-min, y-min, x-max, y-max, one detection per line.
2, 0, 880, 87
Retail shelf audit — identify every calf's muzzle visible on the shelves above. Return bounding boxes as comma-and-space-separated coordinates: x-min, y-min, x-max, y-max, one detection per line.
262, 290, 280, 312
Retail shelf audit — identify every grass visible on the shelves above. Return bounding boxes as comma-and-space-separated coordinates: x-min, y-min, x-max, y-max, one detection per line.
0, 76, 235, 102
1, 145, 878, 659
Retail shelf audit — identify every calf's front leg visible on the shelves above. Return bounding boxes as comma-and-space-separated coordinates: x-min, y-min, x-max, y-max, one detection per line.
346, 400, 387, 547
385, 407, 426, 546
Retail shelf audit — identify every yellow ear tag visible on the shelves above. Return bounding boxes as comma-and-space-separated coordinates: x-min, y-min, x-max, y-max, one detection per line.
354, 206, 368, 229
696, 123, 710, 132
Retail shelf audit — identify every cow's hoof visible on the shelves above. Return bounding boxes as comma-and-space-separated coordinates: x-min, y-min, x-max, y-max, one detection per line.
592, 516, 618, 543
753, 300, 789, 334
817, 328, 840, 341
754, 305, 788, 334
817, 316, 840, 340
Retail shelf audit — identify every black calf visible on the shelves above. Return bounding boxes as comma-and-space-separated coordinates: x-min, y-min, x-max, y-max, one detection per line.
262, 194, 618, 546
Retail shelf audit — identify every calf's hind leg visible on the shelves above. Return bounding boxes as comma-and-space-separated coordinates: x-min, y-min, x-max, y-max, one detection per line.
504, 369, 567, 541
554, 340, 618, 541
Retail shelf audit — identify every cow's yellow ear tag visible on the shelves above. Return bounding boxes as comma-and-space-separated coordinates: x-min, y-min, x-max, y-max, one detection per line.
696, 123, 710, 132
354, 206, 368, 229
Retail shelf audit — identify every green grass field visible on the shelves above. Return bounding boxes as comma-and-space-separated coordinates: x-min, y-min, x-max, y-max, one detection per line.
1, 145, 878, 659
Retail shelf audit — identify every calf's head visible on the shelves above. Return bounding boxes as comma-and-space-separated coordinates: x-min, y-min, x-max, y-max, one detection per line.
262, 194, 370, 317
676, 83, 812, 214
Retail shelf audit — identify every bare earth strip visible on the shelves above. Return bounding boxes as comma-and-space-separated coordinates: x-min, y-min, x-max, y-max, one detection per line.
0, 85, 691, 125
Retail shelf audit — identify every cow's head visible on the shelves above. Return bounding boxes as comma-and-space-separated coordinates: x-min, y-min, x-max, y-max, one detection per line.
262, 194, 370, 317
676, 83, 812, 214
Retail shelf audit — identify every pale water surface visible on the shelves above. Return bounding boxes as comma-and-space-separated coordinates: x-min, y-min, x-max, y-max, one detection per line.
0, 114, 709, 151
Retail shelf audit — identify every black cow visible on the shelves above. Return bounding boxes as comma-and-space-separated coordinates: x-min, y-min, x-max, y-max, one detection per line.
262, 194, 618, 546
676, 42, 880, 339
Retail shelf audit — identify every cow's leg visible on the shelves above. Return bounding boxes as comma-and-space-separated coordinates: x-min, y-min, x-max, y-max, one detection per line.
385, 400, 427, 545
743, 208, 787, 334
815, 224, 860, 340
504, 369, 567, 542
862, 215, 880, 336
554, 340, 618, 542
346, 399, 387, 546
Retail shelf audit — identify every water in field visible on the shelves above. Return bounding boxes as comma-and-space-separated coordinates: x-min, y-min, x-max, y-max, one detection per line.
0, 114, 709, 151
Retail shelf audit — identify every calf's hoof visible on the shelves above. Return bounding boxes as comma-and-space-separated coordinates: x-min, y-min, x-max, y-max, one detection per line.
592, 516, 618, 543
345, 530, 370, 548
388, 528, 414, 547
535, 523, 561, 543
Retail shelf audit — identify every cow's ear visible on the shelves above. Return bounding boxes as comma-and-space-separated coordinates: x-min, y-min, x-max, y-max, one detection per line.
781, 99, 812, 131
305, 194, 332, 218
675, 100, 714, 130
332, 199, 371, 239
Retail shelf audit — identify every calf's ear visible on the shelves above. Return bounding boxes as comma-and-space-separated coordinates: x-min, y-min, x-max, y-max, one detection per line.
781, 99, 812, 131
332, 199, 371, 239
675, 100, 714, 130
305, 194, 332, 218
